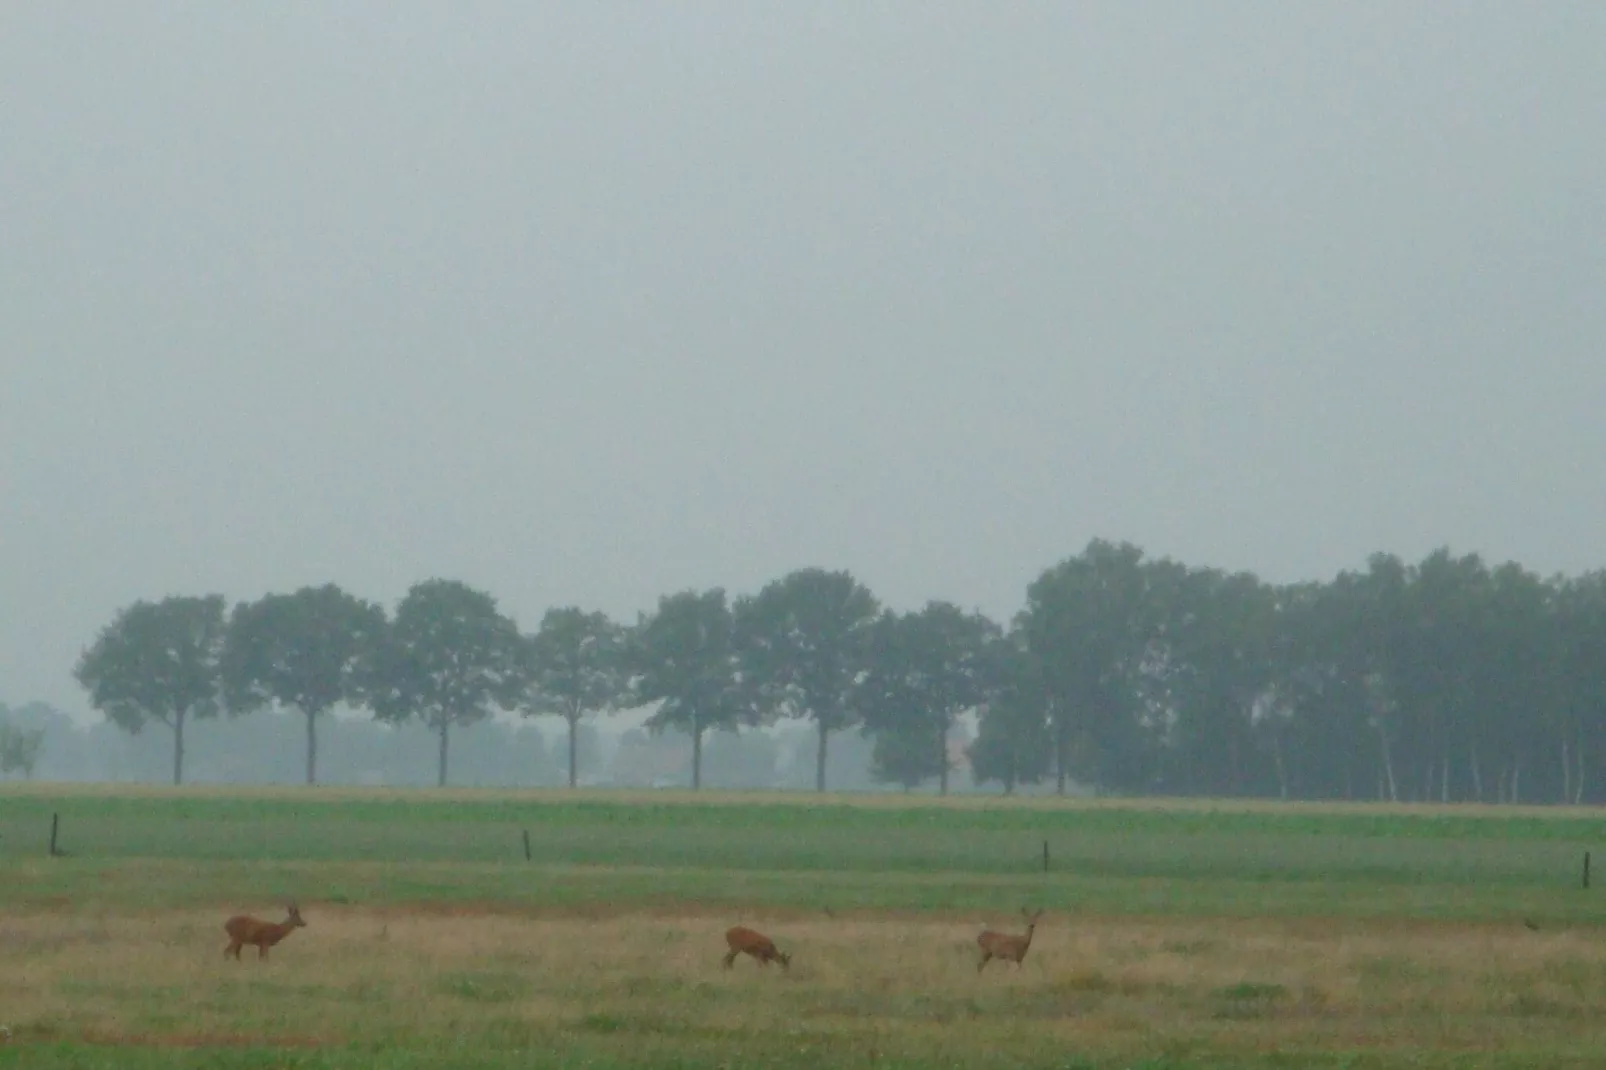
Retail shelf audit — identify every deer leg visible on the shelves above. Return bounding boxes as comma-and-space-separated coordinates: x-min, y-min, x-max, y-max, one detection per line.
259, 945, 269, 960
977, 953, 991, 973
722, 949, 738, 969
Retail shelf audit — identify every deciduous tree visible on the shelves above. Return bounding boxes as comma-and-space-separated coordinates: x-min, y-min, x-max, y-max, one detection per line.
629, 589, 748, 788
220, 583, 387, 785
370, 580, 523, 787
736, 569, 879, 792
859, 602, 1000, 794
521, 607, 629, 788
73, 594, 226, 785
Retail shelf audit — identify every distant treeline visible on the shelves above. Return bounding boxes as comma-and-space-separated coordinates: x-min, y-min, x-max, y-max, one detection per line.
0, 700, 892, 791
61, 540, 1606, 803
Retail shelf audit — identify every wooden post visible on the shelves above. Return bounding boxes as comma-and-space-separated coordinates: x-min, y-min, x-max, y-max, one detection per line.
1585, 851, 1591, 890
522, 828, 532, 863
1042, 839, 1049, 873
49, 812, 60, 857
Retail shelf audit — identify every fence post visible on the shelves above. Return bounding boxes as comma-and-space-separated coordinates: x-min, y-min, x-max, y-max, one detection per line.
523, 828, 532, 863
1585, 850, 1591, 890
49, 812, 60, 857
1042, 839, 1049, 873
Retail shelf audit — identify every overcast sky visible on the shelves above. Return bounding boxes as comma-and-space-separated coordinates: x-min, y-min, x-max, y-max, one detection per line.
4, 3, 1604, 720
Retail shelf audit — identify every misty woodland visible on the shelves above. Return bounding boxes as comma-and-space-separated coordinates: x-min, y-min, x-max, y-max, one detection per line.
49, 539, 1606, 805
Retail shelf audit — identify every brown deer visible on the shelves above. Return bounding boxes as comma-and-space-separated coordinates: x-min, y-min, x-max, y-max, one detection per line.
976, 908, 1043, 972
723, 925, 790, 971
223, 904, 306, 961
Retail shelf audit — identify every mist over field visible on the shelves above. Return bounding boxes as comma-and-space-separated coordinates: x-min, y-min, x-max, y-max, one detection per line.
7, 8, 1606, 1065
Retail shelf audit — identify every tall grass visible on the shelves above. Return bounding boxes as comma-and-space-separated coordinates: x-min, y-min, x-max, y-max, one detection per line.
5, 909, 1606, 1068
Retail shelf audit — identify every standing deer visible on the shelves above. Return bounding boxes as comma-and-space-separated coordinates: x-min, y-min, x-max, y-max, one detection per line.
723, 925, 790, 971
223, 904, 306, 961
976, 908, 1043, 972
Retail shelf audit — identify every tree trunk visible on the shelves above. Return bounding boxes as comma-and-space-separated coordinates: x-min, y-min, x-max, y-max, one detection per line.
1271, 731, 1289, 801
306, 709, 318, 785
437, 721, 450, 788
1575, 739, 1586, 805
567, 712, 580, 789
1469, 741, 1483, 802
815, 720, 829, 793
1563, 738, 1572, 804
938, 721, 949, 797
1377, 722, 1397, 802
173, 707, 186, 786
1055, 704, 1069, 796
692, 722, 703, 790
1441, 753, 1449, 803
1512, 762, 1521, 803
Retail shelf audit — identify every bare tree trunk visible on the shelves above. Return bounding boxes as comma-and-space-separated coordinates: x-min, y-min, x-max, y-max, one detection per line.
1055, 704, 1069, 796
1469, 741, 1483, 802
1377, 722, 1398, 802
1575, 738, 1586, 805
173, 708, 186, 786
1512, 762, 1521, 803
692, 722, 704, 790
567, 712, 580, 788
815, 720, 829, 793
1441, 753, 1449, 803
437, 721, 450, 788
305, 709, 318, 785
1563, 738, 1572, 804
938, 721, 950, 796
1272, 732, 1289, 801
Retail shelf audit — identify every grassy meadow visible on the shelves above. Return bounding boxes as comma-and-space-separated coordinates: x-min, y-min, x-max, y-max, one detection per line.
3, 785, 1606, 1067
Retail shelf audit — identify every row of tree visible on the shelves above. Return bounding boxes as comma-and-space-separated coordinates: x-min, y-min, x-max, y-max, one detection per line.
71, 541, 1606, 802
0, 699, 894, 790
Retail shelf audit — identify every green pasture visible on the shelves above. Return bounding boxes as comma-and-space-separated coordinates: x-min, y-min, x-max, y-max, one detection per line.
1, 786, 1603, 920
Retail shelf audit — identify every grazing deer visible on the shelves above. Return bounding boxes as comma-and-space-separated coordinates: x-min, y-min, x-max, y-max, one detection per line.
223, 904, 306, 961
976, 908, 1043, 973
723, 925, 790, 971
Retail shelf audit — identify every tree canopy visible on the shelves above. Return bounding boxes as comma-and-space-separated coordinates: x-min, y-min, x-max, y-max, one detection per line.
521, 606, 629, 788
73, 593, 227, 785
630, 589, 748, 789
370, 579, 524, 787
67, 542, 1606, 803
735, 568, 880, 792
221, 583, 387, 784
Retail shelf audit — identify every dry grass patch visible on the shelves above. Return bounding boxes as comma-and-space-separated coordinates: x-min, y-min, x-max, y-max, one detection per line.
3, 907, 1606, 1060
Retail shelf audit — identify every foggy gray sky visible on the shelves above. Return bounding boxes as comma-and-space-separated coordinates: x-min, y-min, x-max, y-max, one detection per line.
4, 3, 1605, 721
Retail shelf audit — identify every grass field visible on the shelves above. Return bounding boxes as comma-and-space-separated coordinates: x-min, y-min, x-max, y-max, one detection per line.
4, 785, 1606, 1067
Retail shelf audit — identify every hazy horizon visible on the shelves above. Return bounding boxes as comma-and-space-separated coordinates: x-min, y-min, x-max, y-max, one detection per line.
6, 3, 1604, 723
